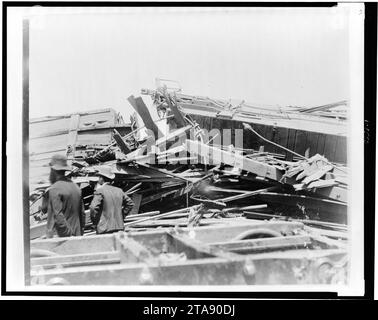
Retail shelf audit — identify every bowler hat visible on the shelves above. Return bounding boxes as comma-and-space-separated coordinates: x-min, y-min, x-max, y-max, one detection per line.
49, 154, 72, 171
96, 165, 115, 180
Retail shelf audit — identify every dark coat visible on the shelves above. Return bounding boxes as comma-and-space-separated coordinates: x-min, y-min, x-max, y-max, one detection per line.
46, 178, 85, 238
89, 184, 134, 234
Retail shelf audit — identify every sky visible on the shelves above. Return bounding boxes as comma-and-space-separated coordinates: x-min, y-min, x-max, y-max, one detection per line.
29, 7, 351, 121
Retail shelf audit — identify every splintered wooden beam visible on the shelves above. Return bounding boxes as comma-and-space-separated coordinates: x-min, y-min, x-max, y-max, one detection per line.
128, 95, 162, 138
113, 129, 131, 154
164, 93, 186, 128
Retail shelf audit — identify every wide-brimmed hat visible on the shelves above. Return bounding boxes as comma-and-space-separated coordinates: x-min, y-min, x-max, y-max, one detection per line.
49, 154, 72, 171
96, 165, 115, 180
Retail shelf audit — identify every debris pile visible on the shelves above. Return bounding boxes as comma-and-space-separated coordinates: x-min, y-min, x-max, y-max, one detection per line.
29, 83, 348, 239
28, 82, 350, 286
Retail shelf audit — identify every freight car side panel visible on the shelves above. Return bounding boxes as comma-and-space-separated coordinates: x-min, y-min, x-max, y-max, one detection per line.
190, 115, 347, 164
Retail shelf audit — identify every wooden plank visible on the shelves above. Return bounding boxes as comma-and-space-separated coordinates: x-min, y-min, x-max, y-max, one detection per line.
126, 211, 160, 221
165, 94, 186, 128
127, 95, 161, 138
218, 186, 278, 203
204, 186, 254, 194
302, 165, 333, 184
124, 206, 200, 228
235, 204, 268, 211
113, 129, 131, 154
243, 211, 347, 231
307, 179, 338, 189
125, 182, 142, 194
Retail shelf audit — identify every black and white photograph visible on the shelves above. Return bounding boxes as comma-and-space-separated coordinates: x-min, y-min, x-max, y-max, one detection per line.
4, 3, 370, 298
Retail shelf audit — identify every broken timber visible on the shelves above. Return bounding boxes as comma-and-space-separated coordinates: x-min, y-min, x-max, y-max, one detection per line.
127, 95, 162, 138
186, 139, 285, 182
29, 85, 350, 286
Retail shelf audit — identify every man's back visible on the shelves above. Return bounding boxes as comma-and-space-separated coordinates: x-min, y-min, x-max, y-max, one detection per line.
90, 184, 126, 234
47, 179, 84, 237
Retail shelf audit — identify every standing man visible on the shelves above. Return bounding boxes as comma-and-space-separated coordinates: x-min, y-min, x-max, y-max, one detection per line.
46, 154, 86, 238
90, 166, 134, 234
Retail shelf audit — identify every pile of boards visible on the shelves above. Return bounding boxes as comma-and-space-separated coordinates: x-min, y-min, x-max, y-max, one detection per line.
28, 85, 350, 286
29, 86, 348, 239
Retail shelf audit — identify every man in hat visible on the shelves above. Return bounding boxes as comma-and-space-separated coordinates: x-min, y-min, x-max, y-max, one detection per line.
89, 166, 134, 234
46, 154, 86, 238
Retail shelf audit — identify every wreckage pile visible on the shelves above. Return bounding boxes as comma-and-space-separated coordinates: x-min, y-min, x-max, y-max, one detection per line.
29, 83, 349, 285
30, 84, 348, 237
